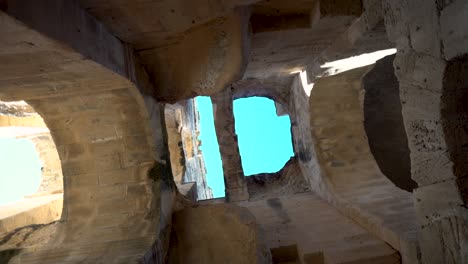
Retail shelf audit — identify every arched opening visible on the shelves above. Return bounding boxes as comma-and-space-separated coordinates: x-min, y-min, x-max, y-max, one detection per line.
0, 13, 158, 262
309, 58, 419, 259
233, 96, 294, 176
0, 100, 63, 238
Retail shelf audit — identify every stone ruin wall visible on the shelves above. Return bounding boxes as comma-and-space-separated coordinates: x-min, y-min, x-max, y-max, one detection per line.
165, 99, 213, 201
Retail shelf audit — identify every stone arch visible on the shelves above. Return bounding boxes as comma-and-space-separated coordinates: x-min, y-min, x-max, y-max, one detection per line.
0, 13, 159, 263
309, 64, 419, 261
232, 79, 291, 111
362, 55, 417, 192
0, 101, 64, 196
0, 101, 64, 243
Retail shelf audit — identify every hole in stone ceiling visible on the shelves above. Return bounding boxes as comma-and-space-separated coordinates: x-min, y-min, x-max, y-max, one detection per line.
234, 96, 294, 176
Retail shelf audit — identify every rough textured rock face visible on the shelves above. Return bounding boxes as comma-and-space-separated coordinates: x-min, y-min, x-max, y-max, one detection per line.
79, 0, 251, 102
144, 12, 250, 102
288, 75, 323, 192
362, 54, 417, 192
167, 204, 271, 264
245, 158, 310, 201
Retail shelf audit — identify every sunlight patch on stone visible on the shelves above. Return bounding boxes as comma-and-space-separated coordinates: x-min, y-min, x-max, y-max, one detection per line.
319, 48, 397, 77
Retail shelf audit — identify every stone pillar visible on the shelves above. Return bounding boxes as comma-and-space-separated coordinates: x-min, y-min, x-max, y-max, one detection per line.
383, 0, 468, 262
0, 10, 160, 262
212, 89, 249, 202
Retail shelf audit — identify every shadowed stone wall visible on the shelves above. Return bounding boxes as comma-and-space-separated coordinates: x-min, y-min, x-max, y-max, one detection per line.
245, 157, 310, 201
166, 204, 271, 264
362, 54, 416, 192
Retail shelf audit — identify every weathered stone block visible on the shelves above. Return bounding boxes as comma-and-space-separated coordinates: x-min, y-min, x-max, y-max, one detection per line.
67, 172, 99, 187
394, 52, 446, 92
57, 143, 88, 161
414, 180, 463, 226
50, 129, 80, 146
382, 0, 411, 48
405, 119, 447, 153
97, 199, 136, 215
119, 151, 153, 168
440, 0, 468, 60
79, 124, 118, 142
99, 168, 141, 185
95, 154, 122, 172
411, 150, 454, 186
400, 84, 442, 121
115, 121, 148, 137
419, 215, 468, 264
90, 139, 125, 156
407, 0, 441, 57
61, 159, 97, 176
167, 204, 270, 263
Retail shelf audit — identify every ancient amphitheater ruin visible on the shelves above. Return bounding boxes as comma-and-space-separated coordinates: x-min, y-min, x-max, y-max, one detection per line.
0, 0, 467, 263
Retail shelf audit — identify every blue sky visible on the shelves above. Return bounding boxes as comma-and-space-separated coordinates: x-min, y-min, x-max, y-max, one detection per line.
233, 97, 294, 175
196, 96, 294, 198
196, 96, 225, 198
0, 138, 42, 205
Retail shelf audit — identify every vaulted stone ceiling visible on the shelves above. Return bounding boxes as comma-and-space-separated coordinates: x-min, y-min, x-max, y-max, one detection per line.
76, 0, 374, 102
78, 0, 258, 102
79, 0, 260, 49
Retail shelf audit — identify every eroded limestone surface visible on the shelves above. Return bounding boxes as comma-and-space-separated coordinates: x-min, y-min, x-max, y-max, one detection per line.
167, 203, 271, 264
